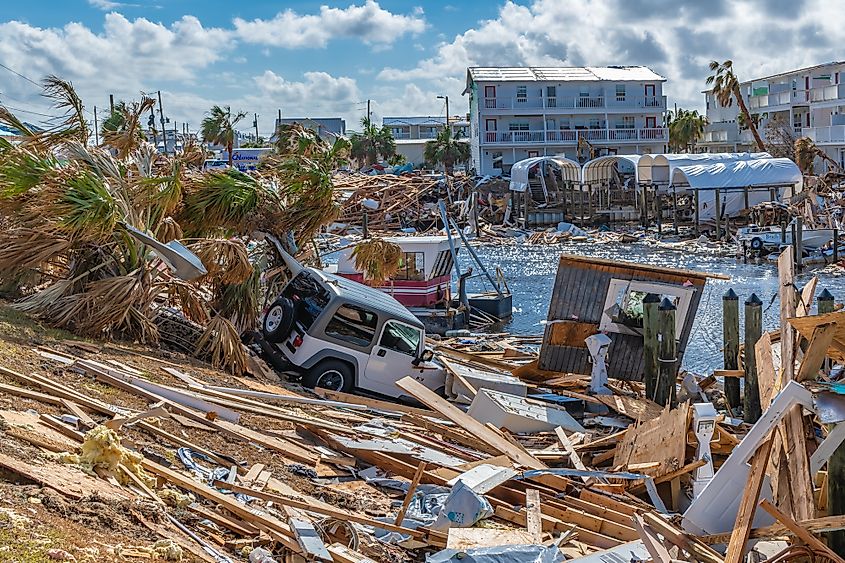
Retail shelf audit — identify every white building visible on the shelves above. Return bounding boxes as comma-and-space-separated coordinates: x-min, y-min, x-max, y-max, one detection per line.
382, 116, 469, 167
701, 61, 845, 170
463, 66, 668, 176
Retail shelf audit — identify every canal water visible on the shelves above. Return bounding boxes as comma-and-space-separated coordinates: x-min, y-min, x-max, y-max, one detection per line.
468, 242, 845, 374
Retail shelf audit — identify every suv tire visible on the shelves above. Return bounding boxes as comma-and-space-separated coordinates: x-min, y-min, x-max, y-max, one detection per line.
263, 298, 295, 343
303, 360, 354, 393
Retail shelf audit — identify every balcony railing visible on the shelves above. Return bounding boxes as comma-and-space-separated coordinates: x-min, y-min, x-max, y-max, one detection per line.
483, 128, 667, 145
804, 125, 845, 143
810, 84, 845, 103
482, 95, 665, 111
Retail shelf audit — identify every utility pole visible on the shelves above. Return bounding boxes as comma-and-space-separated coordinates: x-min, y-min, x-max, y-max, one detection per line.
437, 95, 450, 135
109, 94, 114, 115
157, 90, 167, 154
254, 113, 259, 142
367, 99, 371, 124
148, 111, 157, 147
93, 106, 99, 146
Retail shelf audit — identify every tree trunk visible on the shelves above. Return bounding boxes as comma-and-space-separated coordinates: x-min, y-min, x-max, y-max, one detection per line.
734, 86, 766, 151
227, 142, 233, 166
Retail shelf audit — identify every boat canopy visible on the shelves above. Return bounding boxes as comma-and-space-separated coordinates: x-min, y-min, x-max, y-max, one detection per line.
509, 156, 580, 192
670, 158, 802, 223
580, 155, 641, 185
638, 152, 772, 188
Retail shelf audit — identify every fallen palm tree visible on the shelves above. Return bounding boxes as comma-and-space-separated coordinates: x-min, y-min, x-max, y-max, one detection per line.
0, 76, 350, 374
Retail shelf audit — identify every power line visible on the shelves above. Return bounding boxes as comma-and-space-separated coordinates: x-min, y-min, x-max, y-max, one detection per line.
0, 62, 41, 88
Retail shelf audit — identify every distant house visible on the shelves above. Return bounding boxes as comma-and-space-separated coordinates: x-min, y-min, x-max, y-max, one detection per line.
0, 121, 41, 143
463, 66, 668, 175
700, 60, 845, 171
276, 117, 346, 141
383, 116, 470, 168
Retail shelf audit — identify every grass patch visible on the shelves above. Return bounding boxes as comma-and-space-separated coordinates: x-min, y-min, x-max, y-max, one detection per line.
0, 524, 67, 563
0, 304, 77, 342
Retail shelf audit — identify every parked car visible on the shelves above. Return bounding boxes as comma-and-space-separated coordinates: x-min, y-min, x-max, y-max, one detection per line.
259, 266, 446, 400
203, 158, 229, 171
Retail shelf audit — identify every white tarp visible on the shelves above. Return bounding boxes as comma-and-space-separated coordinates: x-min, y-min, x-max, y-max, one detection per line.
638, 152, 772, 186
671, 158, 801, 222
509, 156, 580, 192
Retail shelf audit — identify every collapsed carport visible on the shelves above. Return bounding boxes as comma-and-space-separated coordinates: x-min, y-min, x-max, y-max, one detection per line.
670, 157, 803, 237
580, 155, 641, 223
508, 156, 581, 227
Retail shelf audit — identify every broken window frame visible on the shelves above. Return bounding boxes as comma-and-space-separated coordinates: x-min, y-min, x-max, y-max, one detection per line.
598, 279, 695, 336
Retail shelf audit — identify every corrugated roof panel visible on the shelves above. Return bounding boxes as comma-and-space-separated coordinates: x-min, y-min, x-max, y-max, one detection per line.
467, 66, 665, 82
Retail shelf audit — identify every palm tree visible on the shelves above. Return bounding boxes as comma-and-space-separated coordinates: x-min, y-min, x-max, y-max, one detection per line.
424, 127, 470, 174
706, 60, 765, 151
667, 108, 708, 152
795, 136, 842, 175
101, 97, 157, 159
349, 117, 396, 166
200, 105, 247, 166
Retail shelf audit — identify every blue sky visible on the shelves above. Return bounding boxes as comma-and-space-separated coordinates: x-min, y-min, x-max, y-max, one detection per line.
1, 0, 844, 136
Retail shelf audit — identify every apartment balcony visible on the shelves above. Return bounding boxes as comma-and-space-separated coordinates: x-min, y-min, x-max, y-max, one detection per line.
809, 84, 845, 104
481, 95, 666, 113
702, 129, 739, 143
393, 132, 411, 140
804, 125, 845, 144
482, 127, 667, 145
418, 131, 439, 139
748, 90, 794, 110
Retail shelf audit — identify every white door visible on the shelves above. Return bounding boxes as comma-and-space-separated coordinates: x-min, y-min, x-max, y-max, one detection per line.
363, 320, 424, 396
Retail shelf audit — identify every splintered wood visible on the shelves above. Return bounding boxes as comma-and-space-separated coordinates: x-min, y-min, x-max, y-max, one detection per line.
613, 401, 690, 477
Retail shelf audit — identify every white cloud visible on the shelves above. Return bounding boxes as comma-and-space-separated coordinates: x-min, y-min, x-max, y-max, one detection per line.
87, 0, 144, 10
250, 70, 362, 125
377, 0, 845, 111
233, 1, 426, 49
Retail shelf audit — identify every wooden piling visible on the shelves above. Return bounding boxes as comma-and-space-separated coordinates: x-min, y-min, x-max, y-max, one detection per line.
781, 222, 787, 245
723, 289, 741, 412
643, 293, 661, 402
655, 298, 677, 408
744, 293, 763, 423
362, 211, 369, 239
694, 190, 700, 237
796, 216, 804, 271
743, 186, 749, 211
714, 189, 721, 241
834, 228, 839, 263
655, 192, 662, 236
821, 289, 845, 552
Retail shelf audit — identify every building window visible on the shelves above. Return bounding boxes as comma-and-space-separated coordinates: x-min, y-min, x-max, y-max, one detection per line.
528, 150, 539, 158
509, 122, 529, 131
589, 118, 602, 129
559, 119, 571, 130
516, 85, 527, 102
325, 305, 378, 347
616, 84, 626, 101
492, 152, 503, 169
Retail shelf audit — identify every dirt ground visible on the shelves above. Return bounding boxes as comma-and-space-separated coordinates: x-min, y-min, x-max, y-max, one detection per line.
0, 302, 406, 562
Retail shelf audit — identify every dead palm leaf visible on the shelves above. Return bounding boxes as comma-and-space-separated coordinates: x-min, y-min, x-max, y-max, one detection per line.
194, 315, 248, 375
189, 238, 252, 285
351, 238, 402, 285
155, 217, 183, 243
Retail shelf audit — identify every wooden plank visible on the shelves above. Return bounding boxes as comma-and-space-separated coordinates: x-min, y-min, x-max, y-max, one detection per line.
187, 503, 260, 537
796, 323, 836, 382
556, 253, 727, 281
140, 458, 302, 553
314, 388, 437, 418
759, 499, 845, 563
493, 504, 619, 550
395, 376, 546, 469
526, 489, 543, 543
555, 427, 588, 483
640, 512, 724, 563
326, 544, 378, 563
446, 528, 535, 550
613, 402, 690, 478
594, 395, 664, 421
547, 321, 597, 347
213, 480, 433, 543
632, 514, 673, 563
395, 462, 427, 526
724, 437, 774, 563
540, 501, 639, 542
60, 399, 96, 428
401, 414, 502, 457
797, 276, 819, 317
755, 332, 778, 410
698, 514, 845, 544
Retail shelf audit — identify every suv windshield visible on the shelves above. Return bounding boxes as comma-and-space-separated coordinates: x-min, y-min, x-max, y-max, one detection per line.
283, 272, 329, 330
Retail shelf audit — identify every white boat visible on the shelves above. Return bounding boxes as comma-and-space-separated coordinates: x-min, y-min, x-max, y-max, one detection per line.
737, 223, 834, 251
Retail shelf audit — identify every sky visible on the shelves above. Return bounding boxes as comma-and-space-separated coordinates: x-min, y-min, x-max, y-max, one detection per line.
1, 0, 844, 137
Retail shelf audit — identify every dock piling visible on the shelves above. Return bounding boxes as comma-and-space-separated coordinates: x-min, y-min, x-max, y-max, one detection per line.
834, 228, 839, 263
743, 293, 763, 423
643, 293, 661, 402
820, 289, 845, 552
796, 216, 804, 271
723, 289, 741, 413
714, 189, 721, 241
655, 298, 677, 408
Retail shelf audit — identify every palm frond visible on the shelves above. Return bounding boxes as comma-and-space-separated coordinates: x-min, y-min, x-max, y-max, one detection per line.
189, 238, 253, 285
351, 238, 403, 285
180, 168, 262, 235
42, 75, 89, 145
195, 315, 248, 375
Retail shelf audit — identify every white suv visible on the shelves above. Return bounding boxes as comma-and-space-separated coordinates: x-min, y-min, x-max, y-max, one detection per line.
260, 267, 446, 400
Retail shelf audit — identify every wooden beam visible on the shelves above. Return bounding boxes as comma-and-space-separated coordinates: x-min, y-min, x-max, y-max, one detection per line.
395, 376, 546, 469
526, 489, 543, 544
724, 437, 774, 563
796, 323, 836, 382
394, 462, 427, 526
759, 499, 845, 563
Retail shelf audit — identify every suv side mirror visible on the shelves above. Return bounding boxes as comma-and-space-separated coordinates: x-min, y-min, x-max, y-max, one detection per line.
420, 349, 435, 362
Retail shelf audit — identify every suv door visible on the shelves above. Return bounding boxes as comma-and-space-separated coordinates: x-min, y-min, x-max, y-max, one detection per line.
363, 320, 423, 396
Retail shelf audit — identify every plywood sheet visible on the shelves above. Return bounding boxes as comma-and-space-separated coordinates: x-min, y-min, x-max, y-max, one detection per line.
548, 321, 598, 347
612, 402, 690, 477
